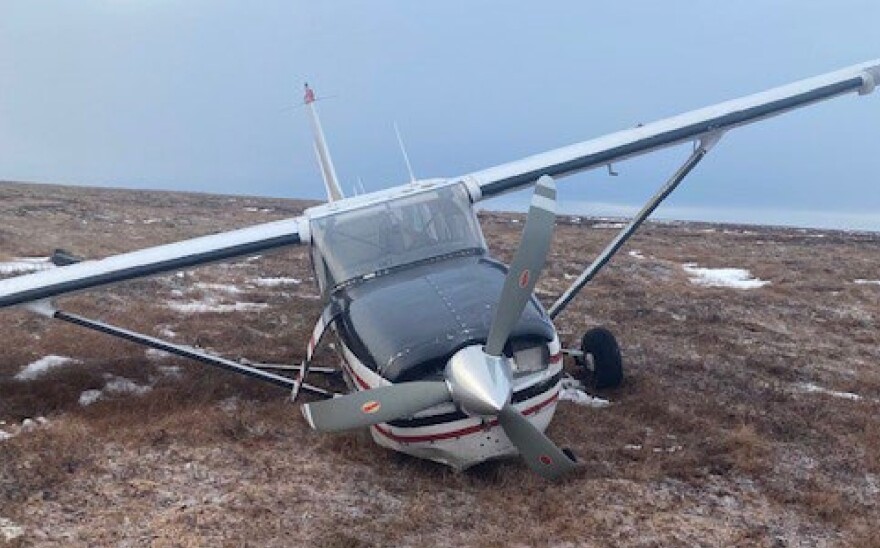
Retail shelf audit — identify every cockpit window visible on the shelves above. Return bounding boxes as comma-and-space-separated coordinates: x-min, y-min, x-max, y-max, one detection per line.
310, 185, 485, 286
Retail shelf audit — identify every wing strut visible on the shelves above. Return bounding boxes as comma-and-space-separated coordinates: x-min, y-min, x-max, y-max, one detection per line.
548, 133, 723, 320
25, 301, 335, 398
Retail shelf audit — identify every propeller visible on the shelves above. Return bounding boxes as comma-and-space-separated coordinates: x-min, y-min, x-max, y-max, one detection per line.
302, 381, 452, 432
302, 175, 577, 479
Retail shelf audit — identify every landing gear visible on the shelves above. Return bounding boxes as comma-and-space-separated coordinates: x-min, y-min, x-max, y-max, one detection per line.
575, 327, 623, 389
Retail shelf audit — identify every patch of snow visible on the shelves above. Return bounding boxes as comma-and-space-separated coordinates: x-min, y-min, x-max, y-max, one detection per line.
146, 348, 171, 360
0, 256, 54, 274
0, 517, 24, 542
653, 445, 684, 453
623, 444, 642, 451
251, 277, 302, 287
158, 365, 183, 378
142, 218, 162, 224
243, 207, 260, 212
867, 474, 879, 498
167, 300, 269, 314
106, 376, 152, 396
14, 355, 80, 381
559, 378, 610, 408
682, 264, 770, 289
1, 417, 50, 440
158, 326, 177, 338
854, 279, 880, 286
510, 219, 520, 224
219, 396, 240, 413
593, 222, 626, 229
628, 250, 646, 260
79, 376, 152, 406
78, 390, 103, 406
193, 282, 243, 294
796, 382, 862, 401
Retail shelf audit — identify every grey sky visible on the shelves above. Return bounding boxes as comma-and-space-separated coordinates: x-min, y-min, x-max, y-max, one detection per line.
1, 1, 878, 229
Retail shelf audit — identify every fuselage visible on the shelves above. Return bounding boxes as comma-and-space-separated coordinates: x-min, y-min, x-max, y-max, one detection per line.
301, 180, 564, 468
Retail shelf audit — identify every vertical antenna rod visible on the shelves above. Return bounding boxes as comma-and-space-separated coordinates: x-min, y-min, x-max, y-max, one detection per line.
394, 122, 417, 183
304, 84, 344, 202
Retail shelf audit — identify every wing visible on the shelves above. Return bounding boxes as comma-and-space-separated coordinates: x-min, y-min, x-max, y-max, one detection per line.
0, 216, 306, 308
462, 60, 880, 200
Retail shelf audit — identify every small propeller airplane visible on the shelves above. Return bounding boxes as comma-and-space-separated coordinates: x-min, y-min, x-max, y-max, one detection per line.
2, 60, 879, 480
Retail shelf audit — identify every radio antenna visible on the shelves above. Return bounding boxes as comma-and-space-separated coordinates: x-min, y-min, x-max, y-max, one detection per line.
394, 122, 417, 184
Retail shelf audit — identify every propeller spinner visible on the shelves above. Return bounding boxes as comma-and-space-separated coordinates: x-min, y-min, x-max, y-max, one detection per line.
302, 175, 577, 479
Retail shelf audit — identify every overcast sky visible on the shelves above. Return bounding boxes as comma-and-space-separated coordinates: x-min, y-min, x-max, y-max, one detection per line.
1, 1, 878, 229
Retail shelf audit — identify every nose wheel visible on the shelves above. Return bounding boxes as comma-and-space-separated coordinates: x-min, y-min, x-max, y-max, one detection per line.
573, 327, 623, 389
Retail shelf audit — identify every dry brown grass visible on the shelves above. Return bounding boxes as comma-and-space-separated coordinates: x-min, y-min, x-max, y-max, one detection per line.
1, 182, 879, 546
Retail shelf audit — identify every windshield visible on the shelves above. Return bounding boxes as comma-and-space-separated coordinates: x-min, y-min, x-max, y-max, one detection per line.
311, 185, 485, 285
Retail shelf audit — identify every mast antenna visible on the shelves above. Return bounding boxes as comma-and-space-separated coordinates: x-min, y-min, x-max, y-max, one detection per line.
394, 122, 417, 184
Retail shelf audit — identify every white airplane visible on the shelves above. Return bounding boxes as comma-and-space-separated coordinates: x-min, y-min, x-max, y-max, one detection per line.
2, 61, 878, 480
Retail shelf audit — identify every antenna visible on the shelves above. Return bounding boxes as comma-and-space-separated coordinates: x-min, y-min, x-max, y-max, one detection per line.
357, 176, 367, 195
394, 122, 417, 184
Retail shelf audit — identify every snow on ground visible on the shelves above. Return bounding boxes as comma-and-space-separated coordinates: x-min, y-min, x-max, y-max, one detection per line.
78, 390, 103, 406
193, 282, 243, 294
0, 417, 49, 443
628, 250, 646, 260
167, 300, 269, 314
0, 517, 24, 542
796, 382, 862, 401
854, 279, 880, 286
14, 355, 80, 381
157, 365, 183, 378
558, 378, 610, 408
78, 376, 152, 406
682, 264, 770, 289
251, 277, 302, 287
0, 257, 54, 275
146, 348, 171, 360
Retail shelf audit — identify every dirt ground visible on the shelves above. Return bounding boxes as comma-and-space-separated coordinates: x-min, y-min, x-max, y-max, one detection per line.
0, 181, 878, 547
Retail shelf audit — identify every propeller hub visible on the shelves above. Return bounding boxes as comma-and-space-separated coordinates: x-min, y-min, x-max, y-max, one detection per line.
445, 345, 512, 417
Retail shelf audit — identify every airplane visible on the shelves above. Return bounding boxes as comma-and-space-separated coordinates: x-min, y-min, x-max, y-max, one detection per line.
1, 60, 878, 480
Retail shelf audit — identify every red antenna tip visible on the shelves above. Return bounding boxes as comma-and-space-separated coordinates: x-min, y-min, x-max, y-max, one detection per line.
304, 83, 316, 104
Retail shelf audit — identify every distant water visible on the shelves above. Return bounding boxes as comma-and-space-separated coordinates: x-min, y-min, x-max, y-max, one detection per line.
484, 197, 880, 233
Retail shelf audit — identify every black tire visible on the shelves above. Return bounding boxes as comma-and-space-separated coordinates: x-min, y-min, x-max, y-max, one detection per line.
580, 327, 623, 389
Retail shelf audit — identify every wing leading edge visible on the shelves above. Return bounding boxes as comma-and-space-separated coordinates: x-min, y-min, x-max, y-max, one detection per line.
0, 217, 305, 308
462, 60, 880, 200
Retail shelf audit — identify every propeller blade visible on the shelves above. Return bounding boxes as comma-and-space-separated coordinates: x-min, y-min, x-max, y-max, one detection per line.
301, 381, 451, 432
498, 404, 577, 480
485, 175, 557, 356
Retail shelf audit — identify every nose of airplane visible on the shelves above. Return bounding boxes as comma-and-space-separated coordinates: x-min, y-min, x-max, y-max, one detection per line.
445, 345, 512, 417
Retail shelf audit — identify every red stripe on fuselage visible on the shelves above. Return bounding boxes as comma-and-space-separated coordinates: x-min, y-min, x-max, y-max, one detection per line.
371, 391, 559, 444
340, 347, 560, 443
